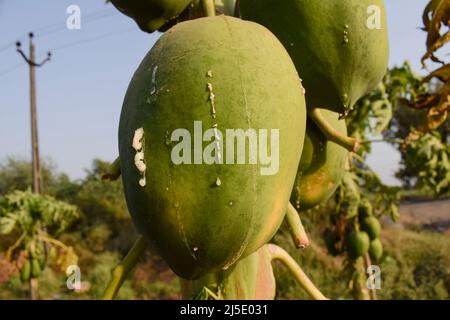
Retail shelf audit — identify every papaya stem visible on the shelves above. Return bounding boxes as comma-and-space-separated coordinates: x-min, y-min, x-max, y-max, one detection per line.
363, 253, 377, 300
309, 107, 359, 152
6, 231, 27, 261
102, 157, 121, 181
267, 244, 328, 300
36, 234, 68, 250
359, 138, 404, 145
201, 0, 216, 17
102, 235, 148, 300
285, 203, 310, 249
203, 287, 221, 300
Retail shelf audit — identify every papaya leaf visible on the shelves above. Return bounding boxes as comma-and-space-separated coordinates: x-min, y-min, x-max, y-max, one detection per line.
371, 99, 393, 134
0, 215, 16, 234
421, 0, 450, 66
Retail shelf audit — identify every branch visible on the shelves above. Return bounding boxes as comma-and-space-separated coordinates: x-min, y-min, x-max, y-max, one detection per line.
267, 244, 328, 300
102, 235, 148, 300
6, 231, 27, 261
285, 203, 310, 248
309, 107, 359, 152
102, 157, 121, 181
201, 0, 216, 17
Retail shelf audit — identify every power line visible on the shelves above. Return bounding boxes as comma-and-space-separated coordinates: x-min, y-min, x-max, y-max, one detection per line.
0, 8, 117, 55
48, 27, 135, 52
0, 27, 135, 78
34, 8, 115, 35
0, 62, 25, 77
34, 10, 118, 39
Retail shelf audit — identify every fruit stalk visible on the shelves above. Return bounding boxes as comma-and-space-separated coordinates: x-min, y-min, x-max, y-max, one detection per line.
102, 235, 148, 300
309, 107, 359, 152
102, 157, 121, 181
285, 203, 310, 248
266, 244, 328, 300
201, 0, 216, 17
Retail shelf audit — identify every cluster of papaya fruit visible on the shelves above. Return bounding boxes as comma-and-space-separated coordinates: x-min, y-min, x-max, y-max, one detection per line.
106, 0, 389, 298
326, 199, 384, 262
19, 241, 46, 282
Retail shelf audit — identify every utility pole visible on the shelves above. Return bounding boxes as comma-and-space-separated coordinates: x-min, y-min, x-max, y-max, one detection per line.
16, 33, 51, 195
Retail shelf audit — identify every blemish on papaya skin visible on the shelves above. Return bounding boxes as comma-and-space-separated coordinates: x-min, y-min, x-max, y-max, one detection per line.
207, 82, 217, 118
150, 65, 158, 95
132, 128, 146, 187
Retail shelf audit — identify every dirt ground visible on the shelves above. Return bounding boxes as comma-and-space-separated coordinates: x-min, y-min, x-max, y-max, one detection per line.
400, 199, 450, 233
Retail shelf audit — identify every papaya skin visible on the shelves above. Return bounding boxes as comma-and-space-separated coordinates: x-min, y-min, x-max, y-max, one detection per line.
369, 238, 383, 261
345, 230, 370, 259
361, 216, 381, 240
180, 245, 276, 300
110, 0, 192, 33
21, 259, 31, 282
239, 0, 389, 116
118, 16, 306, 279
291, 109, 348, 211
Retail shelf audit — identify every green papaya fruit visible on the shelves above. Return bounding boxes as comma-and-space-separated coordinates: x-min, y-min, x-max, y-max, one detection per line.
361, 216, 381, 240
180, 245, 276, 299
369, 238, 383, 261
345, 230, 370, 259
119, 16, 306, 279
38, 255, 46, 270
291, 109, 348, 211
110, 0, 192, 33
239, 0, 389, 116
30, 258, 41, 278
358, 198, 373, 218
20, 259, 31, 282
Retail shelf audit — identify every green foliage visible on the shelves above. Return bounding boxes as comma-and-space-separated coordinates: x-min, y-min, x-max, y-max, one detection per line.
0, 157, 76, 198
378, 230, 450, 299
401, 132, 450, 196
0, 189, 79, 236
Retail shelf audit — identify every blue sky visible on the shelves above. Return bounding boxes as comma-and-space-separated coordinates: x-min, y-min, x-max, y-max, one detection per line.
0, 1, 435, 185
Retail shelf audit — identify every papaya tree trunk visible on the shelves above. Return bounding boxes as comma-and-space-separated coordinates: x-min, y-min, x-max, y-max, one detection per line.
351, 258, 370, 300
363, 253, 377, 300
29, 278, 39, 300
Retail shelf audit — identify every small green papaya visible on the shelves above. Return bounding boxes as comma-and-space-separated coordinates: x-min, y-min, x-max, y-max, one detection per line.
345, 230, 370, 259
20, 259, 31, 282
110, 0, 192, 33
369, 238, 383, 261
31, 259, 41, 278
239, 0, 389, 116
119, 16, 306, 279
291, 109, 348, 211
180, 245, 276, 299
358, 198, 373, 218
361, 216, 381, 240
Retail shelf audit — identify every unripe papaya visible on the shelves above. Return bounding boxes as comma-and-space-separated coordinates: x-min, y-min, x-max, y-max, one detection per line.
30, 258, 41, 278
20, 259, 31, 282
119, 16, 306, 279
358, 198, 373, 218
361, 216, 381, 240
239, 0, 389, 116
291, 109, 348, 210
110, 0, 192, 33
345, 230, 370, 259
369, 238, 383, 261
181, 245, 276, 299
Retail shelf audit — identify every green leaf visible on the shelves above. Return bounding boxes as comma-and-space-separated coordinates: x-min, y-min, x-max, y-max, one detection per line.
0, 214, 16, 234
